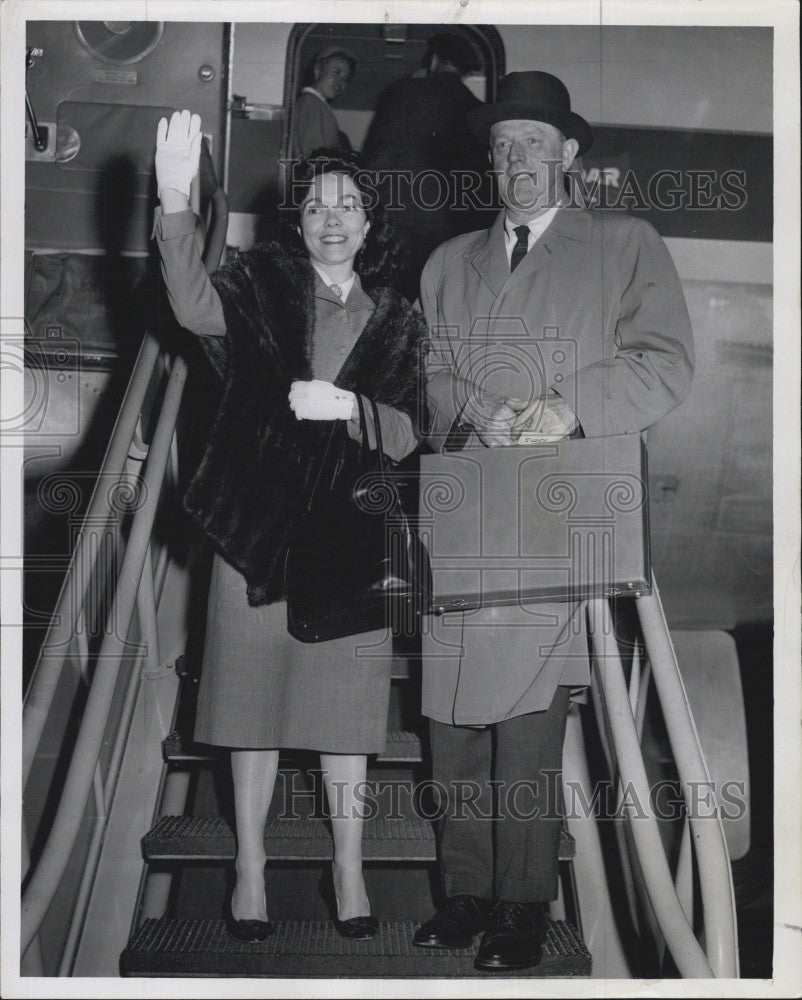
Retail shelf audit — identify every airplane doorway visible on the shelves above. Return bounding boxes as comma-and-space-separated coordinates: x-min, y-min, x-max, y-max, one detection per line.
225, 23, 503, 250
283, 23, 504, 157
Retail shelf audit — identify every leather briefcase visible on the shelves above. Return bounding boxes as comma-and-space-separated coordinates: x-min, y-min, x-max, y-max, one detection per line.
417, 434, 650, 614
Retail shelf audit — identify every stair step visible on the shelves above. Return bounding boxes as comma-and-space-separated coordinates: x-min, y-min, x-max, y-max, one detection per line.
162, 729, 423, 765
120, 917, 591, 977
162, 731, 217, 764
144, 814, 436, 862
143, 815, 574, 862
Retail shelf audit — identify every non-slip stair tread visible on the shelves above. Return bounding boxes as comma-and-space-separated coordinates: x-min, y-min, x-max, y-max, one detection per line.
143, 814, 436, 861
162, 729, 423, 764
147, 815, 436, 841
143, 815, 575, 862
120, 917, 591, 978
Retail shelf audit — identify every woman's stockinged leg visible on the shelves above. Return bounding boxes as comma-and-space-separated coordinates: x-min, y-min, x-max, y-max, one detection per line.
230, 748, 280, 920
320, 753, 371, 920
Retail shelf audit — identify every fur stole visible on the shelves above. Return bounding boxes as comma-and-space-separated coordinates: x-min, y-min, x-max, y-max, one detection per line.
183, 241, 427, 606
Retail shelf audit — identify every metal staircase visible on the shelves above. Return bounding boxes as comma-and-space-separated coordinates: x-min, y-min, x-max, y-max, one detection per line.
120, 676, 591, 978
122, 918, 590, 978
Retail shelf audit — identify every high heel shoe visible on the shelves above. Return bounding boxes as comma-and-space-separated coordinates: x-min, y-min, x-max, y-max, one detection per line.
321, 865, 379, 941
225, 881, 274, 943
333, 914, 379, 941
225, 911, 275, 943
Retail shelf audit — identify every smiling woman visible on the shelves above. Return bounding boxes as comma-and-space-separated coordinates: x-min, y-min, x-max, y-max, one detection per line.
297, 173, 370, 281
151, 113, 426, 945
291, 47, 358, 159
283, 153, 403, 296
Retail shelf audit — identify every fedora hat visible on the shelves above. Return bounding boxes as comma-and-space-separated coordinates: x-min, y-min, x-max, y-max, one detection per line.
467, 71, 593, 155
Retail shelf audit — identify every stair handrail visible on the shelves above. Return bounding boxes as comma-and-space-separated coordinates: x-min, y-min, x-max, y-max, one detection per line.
57, 539, 165, 975
22, 332, 161, 787
22, 167, 228, 790
21, 181, 229, 958
21, 350, 189, 953
588, 590, 738, 977
635, 577, 739, 976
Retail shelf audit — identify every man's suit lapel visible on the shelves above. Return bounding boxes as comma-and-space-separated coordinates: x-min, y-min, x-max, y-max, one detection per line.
506, 207, 594, 290
469, 212, 509, 297
469, 208, 594, 298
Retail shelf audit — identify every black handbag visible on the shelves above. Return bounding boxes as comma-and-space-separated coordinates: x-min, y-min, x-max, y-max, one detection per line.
285, 395, 431, 642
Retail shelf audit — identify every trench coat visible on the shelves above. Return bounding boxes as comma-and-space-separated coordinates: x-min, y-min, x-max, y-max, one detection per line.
419, 207, 694, 725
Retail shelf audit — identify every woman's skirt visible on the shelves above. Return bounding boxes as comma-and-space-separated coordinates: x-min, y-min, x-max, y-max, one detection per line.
194, 553, 394, 754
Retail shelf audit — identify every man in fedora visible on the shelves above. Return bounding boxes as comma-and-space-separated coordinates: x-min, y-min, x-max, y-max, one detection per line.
413, 72, 694, 971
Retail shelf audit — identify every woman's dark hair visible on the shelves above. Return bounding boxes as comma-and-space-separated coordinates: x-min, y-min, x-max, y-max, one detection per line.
281, 149, 403, 292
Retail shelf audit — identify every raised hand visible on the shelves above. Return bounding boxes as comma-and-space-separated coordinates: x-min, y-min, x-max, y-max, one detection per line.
289, 380, 357, 421
155, 109, 202, 200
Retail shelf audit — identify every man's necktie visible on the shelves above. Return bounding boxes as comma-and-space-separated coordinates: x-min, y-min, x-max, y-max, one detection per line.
330, 283, 344, 301
510, 225, 530, 272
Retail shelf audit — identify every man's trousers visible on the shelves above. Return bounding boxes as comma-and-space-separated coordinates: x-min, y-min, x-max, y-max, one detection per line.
429, 685, 571, 903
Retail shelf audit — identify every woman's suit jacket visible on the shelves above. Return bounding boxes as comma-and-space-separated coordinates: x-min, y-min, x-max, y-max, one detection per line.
419, 207, 694, 725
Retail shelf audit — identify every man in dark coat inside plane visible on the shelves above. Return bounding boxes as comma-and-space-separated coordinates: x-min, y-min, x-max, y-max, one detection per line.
361, 32, 495, 300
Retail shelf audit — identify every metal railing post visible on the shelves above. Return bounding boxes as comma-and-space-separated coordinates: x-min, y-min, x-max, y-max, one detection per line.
635, 577, 739, 977
20, 835, 45, 976
561, 705, 632, 977
589, 598, 715, 977
135, 544, 193, 922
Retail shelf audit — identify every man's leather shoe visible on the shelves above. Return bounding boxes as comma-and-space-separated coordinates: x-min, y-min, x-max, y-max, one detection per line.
413, 894, 491, 949
474, 901, 545, 971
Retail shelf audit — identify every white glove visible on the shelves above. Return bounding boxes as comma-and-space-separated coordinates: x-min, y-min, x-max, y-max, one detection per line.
289, 380, 356, 421
155, 110, 202, 198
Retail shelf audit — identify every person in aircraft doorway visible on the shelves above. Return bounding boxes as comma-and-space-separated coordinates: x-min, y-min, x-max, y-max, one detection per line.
413, 71, 694, 972
361, 31, 495, 301
291, 46, 357, 160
